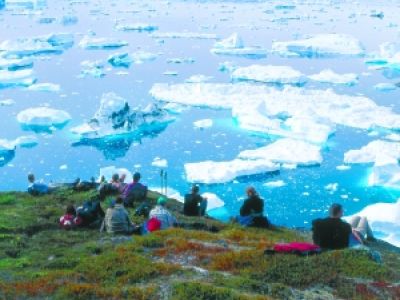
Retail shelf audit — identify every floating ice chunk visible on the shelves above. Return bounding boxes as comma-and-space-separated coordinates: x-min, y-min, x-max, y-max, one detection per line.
80, 60, 105, 78
167, 57, 195, 64
232, 65, 306, 85
0, 69, 36, 88
263, 180, 286, 188
61, 15, 78, 26
324, 183, 338, 192
152, 157, 168, 168
0, 57, 33, 71
374, 83, 397, 91
185, 158, 279, 184
115, 22, 158, 32
107, 52, 132, 68
59, 164, 68, 170
211, 33, 267, 58
71, 92, 175, 139
202, 192, 225, 211
79, 36, 128, 50
344, 140, 400, 164
163, 71, 178, 76
368, 161, 400, 189
185, 75, 213, 83
272, 34, 365, 57
348, 199, 400, 247
370, 11, 384, 19
151, 32, 218, 39
193, 119, 213, 129
99, 166, 133, 183
365, 42, 400, 71
17, 107, 71, 131
0, 135, 38, 150
131, 51, 158, 64
308, 69, 359, 86
336, 165, 351, 171
218, 61, 237, 73
238, 138, 322, 166
27, 82, 60, 92
384, 134, 400, 142
0, 99, 15, 106
46, 33, 74, 49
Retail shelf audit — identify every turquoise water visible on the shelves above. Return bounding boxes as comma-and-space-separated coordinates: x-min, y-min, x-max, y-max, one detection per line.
1, 0, 400, 228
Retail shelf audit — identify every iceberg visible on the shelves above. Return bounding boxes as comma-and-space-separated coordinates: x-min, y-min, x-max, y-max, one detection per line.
263, 180, 286, 188
271, 34, 365, 57
27, 82, 60, 92
151, 157, 168, 168
0, 69, 36, 88
202, 192, 225, 211
193, 119, 213, 129
131, 51, 158, 64
348, 199, 400, 247
374, 83, 397, 91
0, 57, 33, 71
365, 42, 400, 72
107, 52, 132, 68
185, 75, 213, 83
167, 57, 195, 64
17, 107, 71, 132
70, 92, 175, 140
115, 23, 158, 32
231, 65, 307, 85
0, 135, 38, 167
368, 161, 400, 189
211, 33, 267, 58
79, 60, 105, 78
79, 36, 128, 50
308, 69, 359, 86
0, 99, 15, 106
344, 140, 400, 164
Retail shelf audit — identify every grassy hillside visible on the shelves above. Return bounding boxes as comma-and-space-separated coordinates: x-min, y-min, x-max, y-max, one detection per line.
0, 188, 399, 299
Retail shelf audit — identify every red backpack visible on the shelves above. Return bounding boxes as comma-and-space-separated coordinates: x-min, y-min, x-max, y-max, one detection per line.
146, 217, 161, 232
265, 242, 321, 256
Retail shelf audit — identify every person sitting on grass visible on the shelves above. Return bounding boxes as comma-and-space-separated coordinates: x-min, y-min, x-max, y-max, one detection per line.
27, 173, 50, 196
183, 185, 207, 216
122, 172, 148, 207
148, 197, 177, 230
312, 203, 373, 250
76, 196, 105, 228
236, 186, 269, 228
102, 196, 136, 234
59, 204, 81, 229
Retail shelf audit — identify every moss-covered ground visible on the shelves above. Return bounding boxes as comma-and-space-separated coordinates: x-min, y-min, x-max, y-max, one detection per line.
0, 188, 399, 299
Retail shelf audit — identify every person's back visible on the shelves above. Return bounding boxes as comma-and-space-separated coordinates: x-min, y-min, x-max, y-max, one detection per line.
122, 172, 147, 207
240, 195, 264, 217
104, 200, 134, 234
27, 173, 49, 195
76, 199, 105, 227
183, 193, 203, 216
149, 197, 177, 230
312, 203, 352, 250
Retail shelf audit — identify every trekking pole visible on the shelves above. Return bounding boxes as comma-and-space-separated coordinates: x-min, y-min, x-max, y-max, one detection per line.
160, 170, 164, 195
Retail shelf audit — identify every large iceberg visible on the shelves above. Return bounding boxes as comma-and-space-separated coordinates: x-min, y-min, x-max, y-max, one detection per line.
0, 69, 36, 88
184, 138, 321, 184
365, 42, 400, 72
211, 33, 267, 58
70, 92, 175, 140
79, 36, 128, 50
231, 65, 306, 85
271, 34, 365, 58
308, 69, 359, 86
348, 199, 400, 247
17, 107, 71, 132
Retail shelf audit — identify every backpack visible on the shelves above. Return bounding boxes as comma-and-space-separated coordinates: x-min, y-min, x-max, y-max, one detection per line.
265, 242, 321, 256
76, 201, 100, 225
146, 217, 162, 232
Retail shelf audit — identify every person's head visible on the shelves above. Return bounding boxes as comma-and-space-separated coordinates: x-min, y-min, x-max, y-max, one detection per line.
246, 186, 257, 197
28, 173, 35, 183
66, 204, 76, 215
120, 173, 126, 183
115, 196, 124, 205
329, 203, 343, 218
133, 172, 141, 183
157, 196, 167, 206
111, 173, 119, 182
191, 184, 200, 194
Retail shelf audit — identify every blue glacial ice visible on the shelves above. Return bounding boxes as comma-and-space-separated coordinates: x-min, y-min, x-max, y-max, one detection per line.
107, 53, 132, 68
0, 69, 36, 88
79, 36, 128, 50
16, 107, 71, 132
374, 83, 397, 91
27, 82, 60, 92
0, 57, 33, 71
0, 135, 38, 167
79, 60, 105, 78
271, 34, 365, 58
231, 65, 307, 85
308, 69, 359, 86
211, 33, 267, 58
115, 22, 158, 32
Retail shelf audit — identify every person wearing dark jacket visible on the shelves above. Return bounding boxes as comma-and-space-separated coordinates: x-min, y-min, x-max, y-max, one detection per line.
183, 185, 207, 216
237, 187, 269, 228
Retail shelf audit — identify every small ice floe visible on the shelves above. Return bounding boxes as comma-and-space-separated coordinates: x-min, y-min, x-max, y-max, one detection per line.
107, 52, 132, 68
365, 42, 400, 72
193, 119, 213, 129
324, 183, 338, 192
79, 36, 128, 50
99, 166, 133, 182
211, 33, 267, 58
17, 107, 71, 132
384, 134, 400, 142
218, 61, 237, 73
61, 15, 78, 26
263, 180, 286, 188
0, 99, 15, 106
185, 75, 213, 83
308, 69, 359, 86
152, 157, 168, 168
370, 11, 384, 19
336, 165, 351, 171
231, 65, 307, 85
374, 83, 397, 91
0, 135, 38, 150
80, 60, 105, 78
27, 82, 60, 92
0, 69, 36, 88
167, 57, 195, 64
151, 31, 218, 39
59, 164, 68, 170
163, 71, 178, 76
131, 51, 158, 64
115, 22, 158, 32
0, 57, 33, 71
347, 199, 400, 247
271, 34, 365, 58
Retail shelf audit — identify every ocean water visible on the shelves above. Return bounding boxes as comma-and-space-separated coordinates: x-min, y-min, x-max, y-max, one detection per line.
1, 0, 399, 235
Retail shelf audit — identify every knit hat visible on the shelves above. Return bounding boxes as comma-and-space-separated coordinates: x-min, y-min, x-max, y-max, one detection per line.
157, 196, 167, 205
